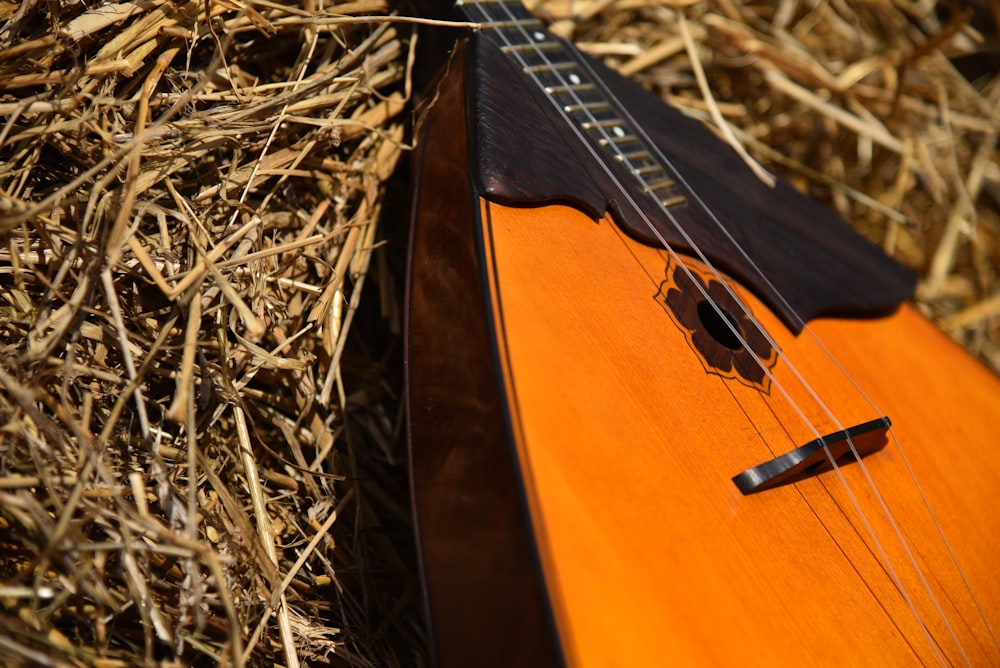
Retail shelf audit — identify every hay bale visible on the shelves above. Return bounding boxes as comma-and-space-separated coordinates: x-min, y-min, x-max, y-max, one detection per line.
1, 1, 416, 666
1, 0, 997, 666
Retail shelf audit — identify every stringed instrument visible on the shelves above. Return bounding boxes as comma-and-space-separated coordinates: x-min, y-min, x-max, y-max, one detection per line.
404, 2, 1000, 665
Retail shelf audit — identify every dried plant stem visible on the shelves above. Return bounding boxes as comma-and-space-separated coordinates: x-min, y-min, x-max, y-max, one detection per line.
166, 294, 202, 423
679, 15, 775, 187
764, 70, 907, 154
234, 404, 300, 668
108, 46, 180, 267
924, 128, 999, 297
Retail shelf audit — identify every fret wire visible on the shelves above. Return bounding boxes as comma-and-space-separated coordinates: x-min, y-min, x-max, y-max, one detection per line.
598, 136, 642, 148
488, 18, 543, 27
646, 177, 678, 191
564, 101, 611, 113
544, 83, 596, 94
501, 42, 562, 53
621, 150, 652, 161
581, 118, 625, 130
659, 195, 688, 207
524, 62, 576, 72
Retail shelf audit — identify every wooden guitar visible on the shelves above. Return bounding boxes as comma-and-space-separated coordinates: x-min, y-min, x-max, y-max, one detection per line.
405, 1, 1000, 665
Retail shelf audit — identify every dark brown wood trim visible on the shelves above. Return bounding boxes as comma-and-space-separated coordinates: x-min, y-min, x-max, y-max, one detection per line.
405, 41, 564, 668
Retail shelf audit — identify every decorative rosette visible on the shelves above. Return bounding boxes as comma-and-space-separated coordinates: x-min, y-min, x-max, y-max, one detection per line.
655, 258, 778, 391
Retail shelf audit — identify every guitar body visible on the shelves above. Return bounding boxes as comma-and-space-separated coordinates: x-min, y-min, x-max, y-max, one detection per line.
406, 29, 1000, 667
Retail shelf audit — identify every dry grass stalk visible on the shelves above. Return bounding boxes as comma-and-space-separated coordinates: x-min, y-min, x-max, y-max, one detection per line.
1, 0, 999, 666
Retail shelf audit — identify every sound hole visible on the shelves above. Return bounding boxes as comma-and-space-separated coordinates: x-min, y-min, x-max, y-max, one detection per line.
697, 301, 742, 350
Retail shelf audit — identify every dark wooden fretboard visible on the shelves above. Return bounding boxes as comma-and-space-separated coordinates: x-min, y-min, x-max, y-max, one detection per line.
446, 0, 915, 331
456, 0, 689, 212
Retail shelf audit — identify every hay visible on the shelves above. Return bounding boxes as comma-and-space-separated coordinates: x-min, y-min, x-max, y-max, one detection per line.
1, 1, 418, 666
0, 0, 998, 666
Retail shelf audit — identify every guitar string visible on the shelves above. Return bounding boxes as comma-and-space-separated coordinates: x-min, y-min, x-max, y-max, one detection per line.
456, 0, 942, 645
557, 11, 980, 659
591, 47, 974, 659
570, 20, 978, 664
801, 348, 1000, 655
455, 3, 950, 662
456, 0, 980, 661
583, 15, 994, 659
473, 3, 992, 662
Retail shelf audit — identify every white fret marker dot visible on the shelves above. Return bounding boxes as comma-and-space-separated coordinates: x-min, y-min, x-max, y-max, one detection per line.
569, 73, 581, 85
613, 126, 626, 137
533, 31, 545, 40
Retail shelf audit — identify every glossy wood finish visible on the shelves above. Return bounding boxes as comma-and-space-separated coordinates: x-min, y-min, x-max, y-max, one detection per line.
478, 197, 1000, 666
405, 44, 564, 668
406, 24, 1000, 667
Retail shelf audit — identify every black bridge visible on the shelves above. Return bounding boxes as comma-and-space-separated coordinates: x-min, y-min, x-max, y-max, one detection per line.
733, 417, 891, 495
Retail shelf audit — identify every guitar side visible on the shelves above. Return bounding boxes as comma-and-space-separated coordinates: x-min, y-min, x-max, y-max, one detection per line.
405, 41, 565, 667
406, 36, 1000, 666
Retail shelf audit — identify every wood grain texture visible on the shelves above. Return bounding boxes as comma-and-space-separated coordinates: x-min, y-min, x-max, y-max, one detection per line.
405, 47, 564, 668
465, 31, 915, 333
478, 197, 1000, 666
